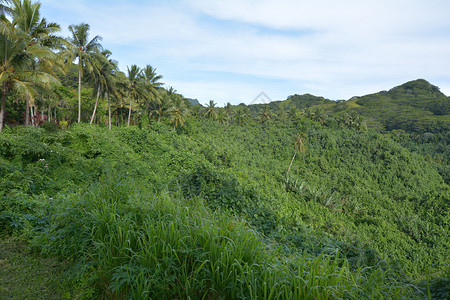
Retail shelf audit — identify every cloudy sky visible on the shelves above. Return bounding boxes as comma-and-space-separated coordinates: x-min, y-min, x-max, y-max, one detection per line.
41, 0, 450, 105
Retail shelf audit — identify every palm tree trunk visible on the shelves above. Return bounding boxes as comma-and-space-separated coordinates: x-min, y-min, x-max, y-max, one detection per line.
30, 105, 35, 127
127, 96, 133, 126
90, 85, 101, 124
287, 150, 298, 175
48, 105, 51, 122
0, 82, 6, 132
25, 98, 30, 126
107, 91, 111, 130
78, 63, 82, 123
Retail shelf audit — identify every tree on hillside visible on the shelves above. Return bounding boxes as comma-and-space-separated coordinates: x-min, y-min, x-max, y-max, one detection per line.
126, 64, 147, 126
224, 102, 232, 126
88, 49, 121, 125
287, 132, 307, 175
149, 91, 172, 123
9, 0, 62, 126
258, 105, 272, 123
143, 64, 163, 115
0, 2, 59, 131
64, 22, 102, 123
204, 100, 217, 120
234, 106, 251, 125
170, 93, 188, 129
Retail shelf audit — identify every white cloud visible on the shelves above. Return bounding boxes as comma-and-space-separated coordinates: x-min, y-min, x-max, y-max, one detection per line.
40, 0, 450, 103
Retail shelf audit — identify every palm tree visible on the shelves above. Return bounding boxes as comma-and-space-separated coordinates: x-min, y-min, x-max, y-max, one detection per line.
149, 91, 172, 123
64, 22, 102, 123
126, 64, 147, 126
104, 57, 125, 130
170, 94, 188, 129
10, 0, 61, 46
224, 102, 232, 126
258, 105, 272, 123
0, 9, 59, 131
287, 132, 307, 175
87, 49, 110, 124
287, 106, 299, 120
8, 0, 62, 126
204, 100, 217, 120
233, 106, 251, 125
0, 0, 11, 16
143, 64, 163, 114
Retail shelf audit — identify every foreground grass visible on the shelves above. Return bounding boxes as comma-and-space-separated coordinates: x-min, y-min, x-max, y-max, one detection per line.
0, 237, 74, 299
26, 176, 415, 299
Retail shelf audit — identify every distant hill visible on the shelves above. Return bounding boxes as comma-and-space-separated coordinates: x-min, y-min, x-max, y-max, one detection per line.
346, 79, 449, 132
186, 98, 201, 106
248, 93, 333, 115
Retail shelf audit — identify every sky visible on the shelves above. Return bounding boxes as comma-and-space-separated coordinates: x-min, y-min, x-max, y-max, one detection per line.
41, 0, 450, 106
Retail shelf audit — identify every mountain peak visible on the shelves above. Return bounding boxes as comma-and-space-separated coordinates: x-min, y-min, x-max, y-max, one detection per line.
387, 79, 445, 98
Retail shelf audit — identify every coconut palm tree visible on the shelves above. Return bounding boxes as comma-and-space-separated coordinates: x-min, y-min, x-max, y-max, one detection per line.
103, 55, 125, 129
149, 91, 172, 123
126, 64, 147, 126
143, 64, 163, 114
287, 132, 307, 175
204, 100, 217, 120
224, 102, 232, 126
64, 22, 102, 123
0, 0, 11, 16
170, 93, 188, 129
10, 0, 60, 46
7, 0, 62, 125
0, 11, 59, 131
258, 105, 272, 123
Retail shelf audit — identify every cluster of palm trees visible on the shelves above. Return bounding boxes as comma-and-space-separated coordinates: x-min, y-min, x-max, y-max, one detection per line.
0, 0, 367, 133
0, 0, 189, 132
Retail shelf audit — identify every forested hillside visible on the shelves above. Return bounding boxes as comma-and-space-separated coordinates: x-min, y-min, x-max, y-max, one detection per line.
0, 0, 449, 299
1, 119, 449, 298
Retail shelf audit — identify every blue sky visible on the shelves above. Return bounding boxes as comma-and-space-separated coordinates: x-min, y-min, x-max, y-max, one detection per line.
41, 0, 450, 105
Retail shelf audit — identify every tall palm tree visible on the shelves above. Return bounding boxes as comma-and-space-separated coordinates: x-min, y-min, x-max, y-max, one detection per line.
234, 106, 250, 125
10, 0, 60, 46
0, 10, 59, 131
170, 93, 188, 129
126, 64, 147, 126
224, 102, 232, 126
8, 0, 62, 126
287, 132, 307, 175
64, 22, 102, 123
143, 64, 163, 114
149, 91, 172, 123
204, 100, 217, 120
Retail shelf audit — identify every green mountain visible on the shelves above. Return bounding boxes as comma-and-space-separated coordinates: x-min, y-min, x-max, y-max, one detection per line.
330, 79, 449, 133
249, 94, 333, 115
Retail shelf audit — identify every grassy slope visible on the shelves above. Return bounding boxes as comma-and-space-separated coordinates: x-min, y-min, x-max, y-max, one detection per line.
0, 122, 448, 298
0, 237, 73, 299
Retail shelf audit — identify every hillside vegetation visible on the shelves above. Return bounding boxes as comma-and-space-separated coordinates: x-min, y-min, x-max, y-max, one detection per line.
327, 79, 449, 133
0, 0, 449, 298
1, 118, 448, 298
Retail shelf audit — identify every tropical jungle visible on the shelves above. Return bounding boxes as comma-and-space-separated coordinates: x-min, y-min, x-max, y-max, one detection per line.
0, 0, 448, 299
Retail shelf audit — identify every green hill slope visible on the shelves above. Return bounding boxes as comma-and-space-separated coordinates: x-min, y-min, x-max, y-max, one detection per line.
329, 79, 449, 133
1, 120, 448, 298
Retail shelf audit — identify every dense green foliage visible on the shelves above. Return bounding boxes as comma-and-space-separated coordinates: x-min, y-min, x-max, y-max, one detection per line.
1, 121, 448, 298
1, 1, 449, 299
327, 80, 449, 133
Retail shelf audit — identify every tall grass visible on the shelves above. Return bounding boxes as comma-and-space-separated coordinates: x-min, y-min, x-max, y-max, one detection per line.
33, 175, 415, 299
